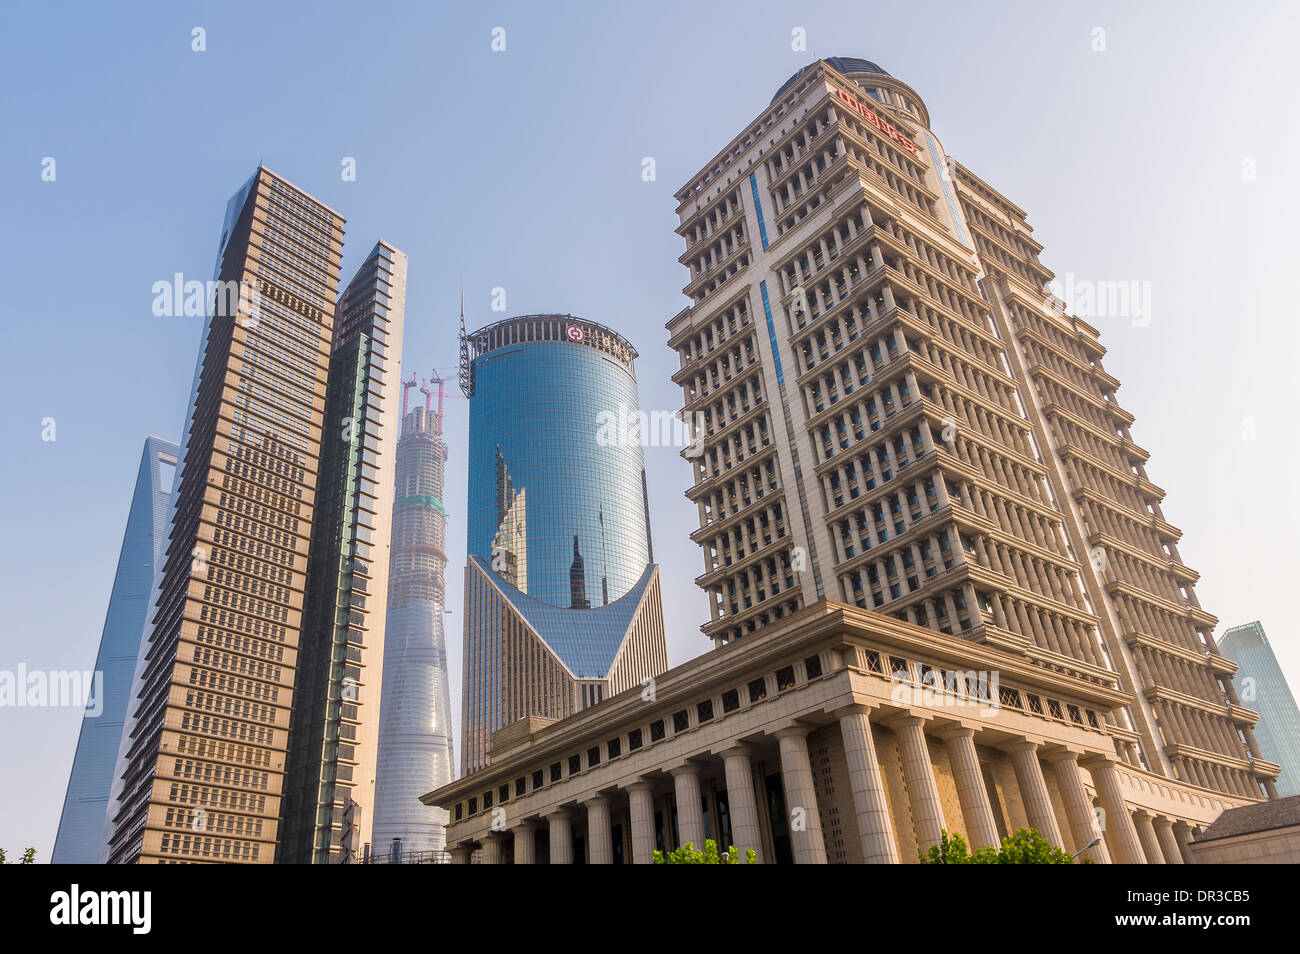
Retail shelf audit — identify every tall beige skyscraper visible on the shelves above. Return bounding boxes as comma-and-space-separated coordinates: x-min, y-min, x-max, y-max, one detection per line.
666, 57, 1278, 805
104, 168, 404, 864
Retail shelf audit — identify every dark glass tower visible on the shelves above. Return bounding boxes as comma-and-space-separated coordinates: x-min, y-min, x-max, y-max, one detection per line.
459, 315, 668, 774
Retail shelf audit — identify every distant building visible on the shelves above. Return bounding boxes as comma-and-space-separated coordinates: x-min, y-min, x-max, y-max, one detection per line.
1219, 622, 1300, 796
372, 379, 457, 858
52, 436, 178, 864
458, 315, 668, 775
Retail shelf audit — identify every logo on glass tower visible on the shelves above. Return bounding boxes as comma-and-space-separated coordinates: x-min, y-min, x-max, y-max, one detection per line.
565, 323, 585, 343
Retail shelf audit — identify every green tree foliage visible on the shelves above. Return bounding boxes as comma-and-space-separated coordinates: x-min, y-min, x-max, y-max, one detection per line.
918, 828, 1074, 864
653, 839, 757, 864
0, 847, 37, 864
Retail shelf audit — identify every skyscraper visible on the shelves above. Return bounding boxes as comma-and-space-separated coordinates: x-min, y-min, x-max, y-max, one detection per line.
459, 315, 668, 774
666, 57, 1277, 804
104, 167, 347, 864
277, 240, 407, 863
53, 436, 178, 864
1219, 622, 1300, 796
371, 375, 456, 857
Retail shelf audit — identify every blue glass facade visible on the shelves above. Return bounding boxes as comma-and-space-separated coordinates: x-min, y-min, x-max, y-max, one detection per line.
1219, 622, 1300, 797
52, 436, 178, 864
465, 320, 651, 610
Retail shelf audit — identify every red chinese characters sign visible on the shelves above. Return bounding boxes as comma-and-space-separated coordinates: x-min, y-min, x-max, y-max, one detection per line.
832, 87, 918, 156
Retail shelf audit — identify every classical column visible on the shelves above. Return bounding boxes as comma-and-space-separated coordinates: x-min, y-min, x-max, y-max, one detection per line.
671, 765, 707, 851
1172, 821, 1195, 864
1132, 811, 1164, 864
837, 706, 899, 862
1081, 756, 1145, 863
891, 714, 945, 852
511, 822, 537, 865
586, 797, 613, 864
939, 726, 999, 851
480, 833, 504, 865
720, 746, 765, 863
1153, 816, 1184, 865
1006, 741, 1064, 849
448, 845, 472, 864
626, 780, 657, 864
547, 809, 573, 865
1045, 751, 1109, 863
774, 726, 828, 864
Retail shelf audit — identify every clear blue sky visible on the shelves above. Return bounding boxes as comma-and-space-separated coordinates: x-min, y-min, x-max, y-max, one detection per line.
3, 0, 1298, 859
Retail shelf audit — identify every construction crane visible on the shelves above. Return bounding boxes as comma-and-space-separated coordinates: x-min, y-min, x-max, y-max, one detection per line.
401, 372, 418, 419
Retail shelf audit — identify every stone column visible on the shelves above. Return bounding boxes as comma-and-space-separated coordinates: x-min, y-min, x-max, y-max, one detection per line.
774, 726, 828, 864
1045, 751, 1108, 863
626, 780, 657, 864
836, 706, 898, 862
480, 833, 504, 865
585, 797, 613, 864
448, 845, 472, 864
891, 715, 945, 851
1172, 821, 1195, 864
671, 765, 707, 851
1132, 811, 1165, 865
547, 810, 573, 865
940, 726, 999, 851
1153, 816, 1184, 865
1082, 756, 1145, 864
1007, 741, 1064, 848
720, 746, 765, 863
511, 822, 537, 865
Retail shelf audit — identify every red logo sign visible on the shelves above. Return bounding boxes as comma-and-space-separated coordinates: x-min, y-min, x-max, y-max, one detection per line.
565, 324, 585, 343
833, 88, 918, 155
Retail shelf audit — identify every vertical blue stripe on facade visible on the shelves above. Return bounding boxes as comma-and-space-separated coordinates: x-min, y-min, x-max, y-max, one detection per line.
749, 173, 769, 250
923, 131, 971, 249
759, 281, 784, 386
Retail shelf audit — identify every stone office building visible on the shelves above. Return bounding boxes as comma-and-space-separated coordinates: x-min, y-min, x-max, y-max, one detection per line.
424, 602, 1245, 863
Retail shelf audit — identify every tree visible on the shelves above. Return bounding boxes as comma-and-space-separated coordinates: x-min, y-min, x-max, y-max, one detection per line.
653, 839, 757, 864
0, 847, 37, 864
919, 828, 1073, 864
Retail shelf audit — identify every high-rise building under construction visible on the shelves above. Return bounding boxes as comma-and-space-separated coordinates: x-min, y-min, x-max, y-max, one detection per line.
372, 373, 457, 856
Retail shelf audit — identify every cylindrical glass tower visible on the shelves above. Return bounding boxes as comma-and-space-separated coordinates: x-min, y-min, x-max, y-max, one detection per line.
464, 315, 652, 609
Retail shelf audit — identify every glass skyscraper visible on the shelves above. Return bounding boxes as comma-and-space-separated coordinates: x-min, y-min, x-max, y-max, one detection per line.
52, 436, 178, 864
1219, 622, 1300, 796
459, 315, 668, 774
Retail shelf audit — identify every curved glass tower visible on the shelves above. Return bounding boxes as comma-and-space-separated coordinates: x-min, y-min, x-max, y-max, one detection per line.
465, 316, 653, 608
459, 315, 667, 774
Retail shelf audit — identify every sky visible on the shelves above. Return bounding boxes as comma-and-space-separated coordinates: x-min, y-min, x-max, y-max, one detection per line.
2, 0, 1298, 860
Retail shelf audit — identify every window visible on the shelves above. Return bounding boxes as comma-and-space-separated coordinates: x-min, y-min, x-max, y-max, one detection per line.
468, 797, 477, 815
532, 769, 544, 789
588, 746, 601, 767
748, 677, 768, 704
776, 666, 796, 691
483, 791, 493, 809
499, 784, 509, 803
698, 699, 715, 723
628, 727, 643, 750
515, 777, 527, 798
550, 762, 562, 783
650, 719, 666, 742
607, 737, 621, 759
568, 754, 582, 775
673, 710, 690, 733
722, 688, 740, 712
